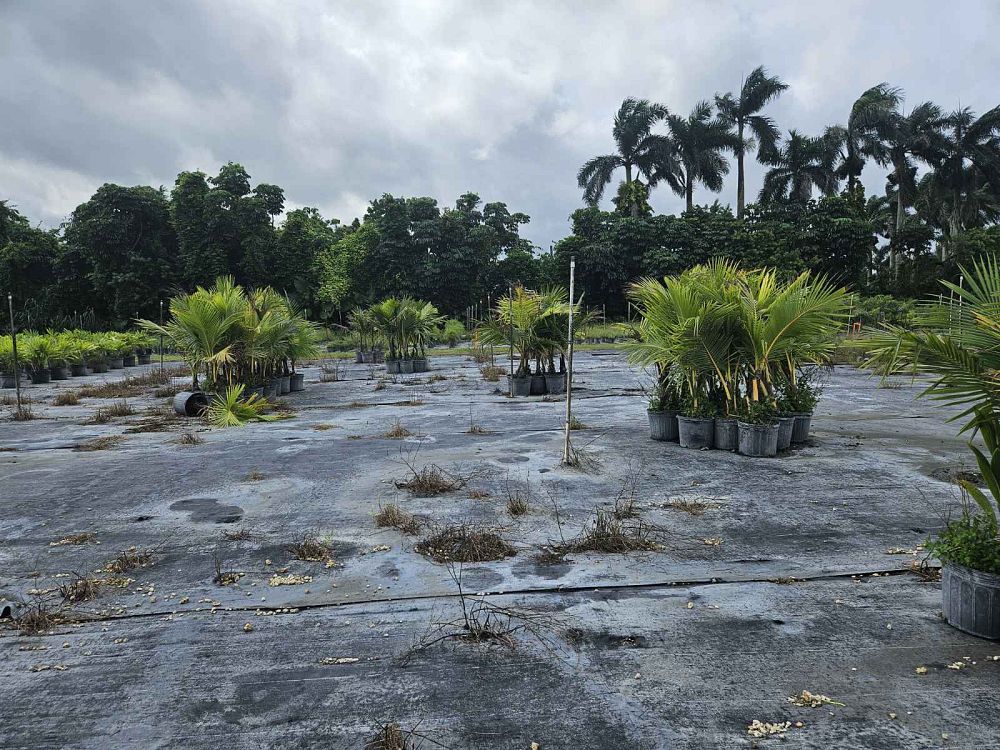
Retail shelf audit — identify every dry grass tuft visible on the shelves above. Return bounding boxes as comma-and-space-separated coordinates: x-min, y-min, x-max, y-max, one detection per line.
246, 469, 266, 482
373, 379, 387, 392
212, 554, 243, 586
480, 365, 505, 382
11, 404, 35, 421
467, 488, 491, 499
103, 546, 153, 574
664, 498, 714, 516
374, 503, 422, 535
154, 384, 185, 398
74, 436, 124, 452
7, 598, 77, 634
365, 723, 413, 750
53, 391, 81, 406
414, 524, 516, 563
312, 423, 337, 431
558, 510, 661, 554
507, 495, 529, 516
49, 532, 97, 547
395, 463, 464, 496
466, 423, 491, 435
58, 575, 102, 603
222, 526, 254, 542
568, 415, 589, 430
176, 431, 203, 445
78, 368, 184, 399
287, 533, 333, 562
381, 419, 413, 439
427, 374, 447, 383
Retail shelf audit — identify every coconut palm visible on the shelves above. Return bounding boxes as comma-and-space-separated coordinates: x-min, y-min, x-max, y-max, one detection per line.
657, 101, 740, 212
715, 66, 788, 218
577, 98, 669, 218
759, 130, 839, 204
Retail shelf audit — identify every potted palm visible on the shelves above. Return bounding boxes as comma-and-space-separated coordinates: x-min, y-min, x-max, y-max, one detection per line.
47, 333, 71, 380
866, 256, 1000, 638
0, 336, 18, 388
23, 335, 53, 383
737, 399, 779, 457
677, 390, 716, 449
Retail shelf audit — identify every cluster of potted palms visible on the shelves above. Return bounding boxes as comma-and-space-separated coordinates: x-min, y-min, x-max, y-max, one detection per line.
627, 260, 847, 457
365, 297, 443, 374
0, 330, 156, 386
476, 285, 584, 397
347, 307, 383, 364
138, 277, 319, 416
866, 256, 1000, 639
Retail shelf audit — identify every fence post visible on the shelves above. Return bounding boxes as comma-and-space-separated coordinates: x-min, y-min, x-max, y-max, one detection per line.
7, 293, 22, 414
563, 257, 576, 464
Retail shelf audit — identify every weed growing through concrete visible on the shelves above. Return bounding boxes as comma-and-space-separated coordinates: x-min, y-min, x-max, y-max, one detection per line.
212, 553, 244, 586
480, 365, 504, 382
222, 526, 254, 542
365, 722, 414, 750
568, 415, 589, 430
373, 380, 387, 392
414, 524, 516, 563
395, 460, 465, 496
53, 391, 80, 406
246, 469, 265, 481
502, 471, 531, 517
381, 419, 413, 439
5, 596, 77, 634
374, 503, 422, 535
312, 423, 337, 431
613, 459, 642, 519
77, 368, 184, 399
558, 510, 662, 554
11, 404, 35, 421
176, 432, 203, 445
58, 574, 102, 603
664, 498, 713, 516
103, 546, 153, 574
287, 533, 333, 562
74, 436, 124, 452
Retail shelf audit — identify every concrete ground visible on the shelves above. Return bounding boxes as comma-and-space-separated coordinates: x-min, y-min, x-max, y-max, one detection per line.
1, 353, 997, 749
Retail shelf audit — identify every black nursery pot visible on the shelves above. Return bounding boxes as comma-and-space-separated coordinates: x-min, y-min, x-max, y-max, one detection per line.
647, 410, 679, 442
290, 373, 305, 392
941, 563, 1000, 640
508, 375, 531, 397
544, 372, 566, 395
530, 374, 547, 395
737, 421, 778, 457
714, 417, 738, 451
677, 416, 714, 449
29, 368, 51, 384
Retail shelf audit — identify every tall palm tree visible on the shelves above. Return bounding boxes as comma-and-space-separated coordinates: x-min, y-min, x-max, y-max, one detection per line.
577, 98, 669, 218
883, 101, 946, 237
658, 101, 740, 212
922, 106, 1000, 239
832, 84, 902, 195
759, 130, 838, 204
715, 66, 788, 218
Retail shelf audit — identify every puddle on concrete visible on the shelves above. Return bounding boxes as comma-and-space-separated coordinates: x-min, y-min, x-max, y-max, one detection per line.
566, 629, 649, 649
495, 455, 529, 464
169, 497, 244, 524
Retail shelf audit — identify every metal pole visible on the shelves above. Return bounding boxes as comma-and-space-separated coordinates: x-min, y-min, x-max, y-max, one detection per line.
8, 293, 22, 413
508, 284, 514, 397
563, 257, 576, 464
159, 299, 164, 372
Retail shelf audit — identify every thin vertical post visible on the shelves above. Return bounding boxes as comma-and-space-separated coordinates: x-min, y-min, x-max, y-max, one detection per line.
7, 293, 22, 413
508, 284, 514, 397
563, 257, 576, 464
159, 299, 164, 372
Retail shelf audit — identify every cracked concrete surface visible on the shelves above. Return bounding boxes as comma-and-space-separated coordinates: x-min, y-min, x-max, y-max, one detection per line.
2, 354, 998, 749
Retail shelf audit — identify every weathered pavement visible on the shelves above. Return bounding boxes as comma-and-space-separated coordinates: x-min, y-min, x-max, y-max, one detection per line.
1, 355, 997, 749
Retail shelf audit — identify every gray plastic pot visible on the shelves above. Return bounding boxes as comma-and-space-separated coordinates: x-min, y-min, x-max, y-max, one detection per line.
677, 416, 714, 449
279, 375, 291, 395
70, 363, 88, 376
413, 358, 429, 373
29, 368, 51, 384
290, 373, 305, 392
544, 373, 566, 395
355, 350, 365, 364
89, 360, 109, 373
263, 381, 279, 399
386, 359, 401, 375
1, 373, 16, 388
173, 390, 209, 417
647, 410, 678, 442
942, 563, 1000, 639
776, 416, 796, 451
137, 353, 151, 365
50, 366, 69, 380
509, 375, 531, 397
123, 355, 136, 367
400, 359, 414, 374
714, 417, 738, 451
738, 421, 778, 457
108, 357, 124, 369
791, 413, 812, 443
530, 374, 546, 395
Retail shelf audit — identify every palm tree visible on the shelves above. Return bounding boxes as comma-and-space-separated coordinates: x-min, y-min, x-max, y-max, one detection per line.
833, 83, 902, 195
658, 101, 740, 212
577, 98, 669, 218
922, 106, 1000, 239
715, 66, 788, 218
759, 131, 838, 204
883, 101, 946, 237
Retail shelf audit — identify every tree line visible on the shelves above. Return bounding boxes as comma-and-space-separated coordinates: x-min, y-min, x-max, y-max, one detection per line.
2, 67, 999, 329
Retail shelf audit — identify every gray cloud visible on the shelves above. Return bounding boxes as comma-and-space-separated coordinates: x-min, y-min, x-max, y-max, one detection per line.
2, 0, 998, 248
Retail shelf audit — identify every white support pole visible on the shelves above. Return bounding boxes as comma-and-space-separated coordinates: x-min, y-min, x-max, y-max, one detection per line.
563, 256, 576, 464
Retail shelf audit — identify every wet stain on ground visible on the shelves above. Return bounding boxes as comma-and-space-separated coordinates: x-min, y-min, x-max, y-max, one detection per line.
169, 497, 244, 524
495, 455, 529, 464
566, 628, 650, 649
513, 554, 572, 580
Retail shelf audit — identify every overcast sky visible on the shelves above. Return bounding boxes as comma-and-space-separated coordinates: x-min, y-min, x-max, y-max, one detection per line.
2, 0, 998, 249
